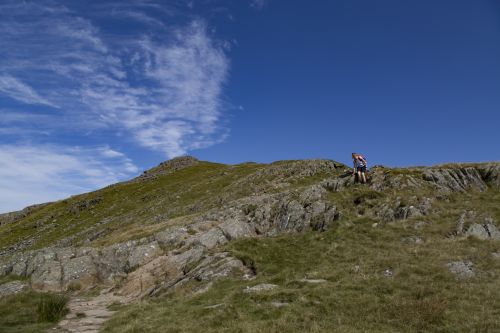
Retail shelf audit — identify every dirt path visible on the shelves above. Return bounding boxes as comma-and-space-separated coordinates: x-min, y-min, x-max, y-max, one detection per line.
49, 288, 133, 333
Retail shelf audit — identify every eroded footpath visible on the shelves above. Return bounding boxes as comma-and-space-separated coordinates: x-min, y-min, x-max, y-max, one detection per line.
50, 288, 132, 333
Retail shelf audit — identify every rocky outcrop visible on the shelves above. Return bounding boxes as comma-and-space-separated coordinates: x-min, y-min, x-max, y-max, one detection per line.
118, 239, 256, 298
31, 259, 63, 291
374, 197, 434, 222
114, 186, 340, 298
321, 173, 354, 192
0, 182, 342, 296
455, 212, 500, 240
131, 156, 200, 183
446, 261, 475, 279
185, 227, 228, 250
244, 283, 278, 293
0, 184, 302, 290
127, 241, 163, 270
0, 242, 141, 292
325, 163, 500, 194
422, 167, 488, 192
1, 160, 498, 301
201, 185, 340, 235
219, 219, 255, 240
0, 232, 233, 295
0, 203, 50, 226
0, 280, 28, 298
240, 160, 340, 182
476, 163, 500, 187
227, 160, 342, 196
154, 227, 189, 250
119, 247, 203, 297
0, 247, 100, 292
465, 222, 500, 240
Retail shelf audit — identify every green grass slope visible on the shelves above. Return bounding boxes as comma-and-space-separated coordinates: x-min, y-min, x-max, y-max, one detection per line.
1, 158, 499, 332
102, 187, 500, 332
0, 158, 343, 253
0, 161, 260, 251
0, 287, 69, 333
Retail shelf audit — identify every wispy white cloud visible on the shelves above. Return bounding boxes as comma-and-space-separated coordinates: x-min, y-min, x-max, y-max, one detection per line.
0, 75, 58, 107
0, 144, 138, 213
0, 1, 230, 158
110, 9, 166, 27
250, 0, 267, 10
0, 0, 233, 212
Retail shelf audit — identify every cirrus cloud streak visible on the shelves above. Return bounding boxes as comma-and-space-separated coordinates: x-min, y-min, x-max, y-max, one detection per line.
0, 144, 139, 213
0, 1, 230, 158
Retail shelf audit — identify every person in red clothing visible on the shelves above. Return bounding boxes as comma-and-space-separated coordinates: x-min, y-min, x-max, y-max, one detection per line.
352, 153, 368, 184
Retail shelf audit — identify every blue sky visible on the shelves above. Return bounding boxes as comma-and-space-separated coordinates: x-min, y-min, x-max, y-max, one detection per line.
1, 0, 499, 212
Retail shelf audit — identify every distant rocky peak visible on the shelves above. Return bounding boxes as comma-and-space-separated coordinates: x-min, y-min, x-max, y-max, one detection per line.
136, 156, 200, 181
158, 156, 199, 169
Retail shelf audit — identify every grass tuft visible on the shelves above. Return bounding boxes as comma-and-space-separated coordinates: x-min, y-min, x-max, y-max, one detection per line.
0, 291, 68, 333
36, 293, 69, 323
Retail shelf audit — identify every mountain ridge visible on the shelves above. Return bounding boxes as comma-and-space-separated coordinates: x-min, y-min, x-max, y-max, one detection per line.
1, 157, 499, 332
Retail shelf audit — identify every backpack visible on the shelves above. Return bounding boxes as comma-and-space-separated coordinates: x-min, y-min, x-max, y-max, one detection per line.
356, 155, 367, 167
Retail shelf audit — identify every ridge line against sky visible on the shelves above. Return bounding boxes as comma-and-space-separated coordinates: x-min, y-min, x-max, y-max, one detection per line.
1, 0, 499, 213
0, 0, 249, 212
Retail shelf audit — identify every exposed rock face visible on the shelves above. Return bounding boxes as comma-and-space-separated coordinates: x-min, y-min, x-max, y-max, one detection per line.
476, 163, 500, 187
318, 164, 498, 224
465, 224, 491, 240
356, 164, 499, 193
1, 160, 498, 299
62, 255, 99, 290
132, 156, 200, 182
374, 197, 434, 222
422, 167, 488, 192
219, 219, 255, 240
240, 160, 340, 183
300, 278, 327, 284
447, 261, 475, 279
188, 252, 248, 283
456, 211, 473, 235
119, 252, 192, 297
395, 205, 423, 220
400, 236, 423, 244
201, 185, 340, 236
69, 197, 103, 214
0, 280, 28, 298
465, 222, 500, 240
244, 283, 278, 293
31, 259, 63, 291
154, 227, 189, 249
186, 228, 228, 250
0, 182, 342, 295
127, 241, 163, 270
0, 203, 50, 227
1, 245, 114, 292
321, 173, 354, 192
118, 245, 253, 298
456, 212, 500, 240
228, 160, 342, 196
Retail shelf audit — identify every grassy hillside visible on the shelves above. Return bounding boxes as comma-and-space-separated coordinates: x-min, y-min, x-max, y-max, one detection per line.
100, 185, 500, 333
0, 158, 343, 253
0, 277, 69, 333
1, 158, 499, 332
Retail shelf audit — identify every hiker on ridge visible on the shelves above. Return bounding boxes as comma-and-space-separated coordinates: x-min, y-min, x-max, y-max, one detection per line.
352, 153, 368, 184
